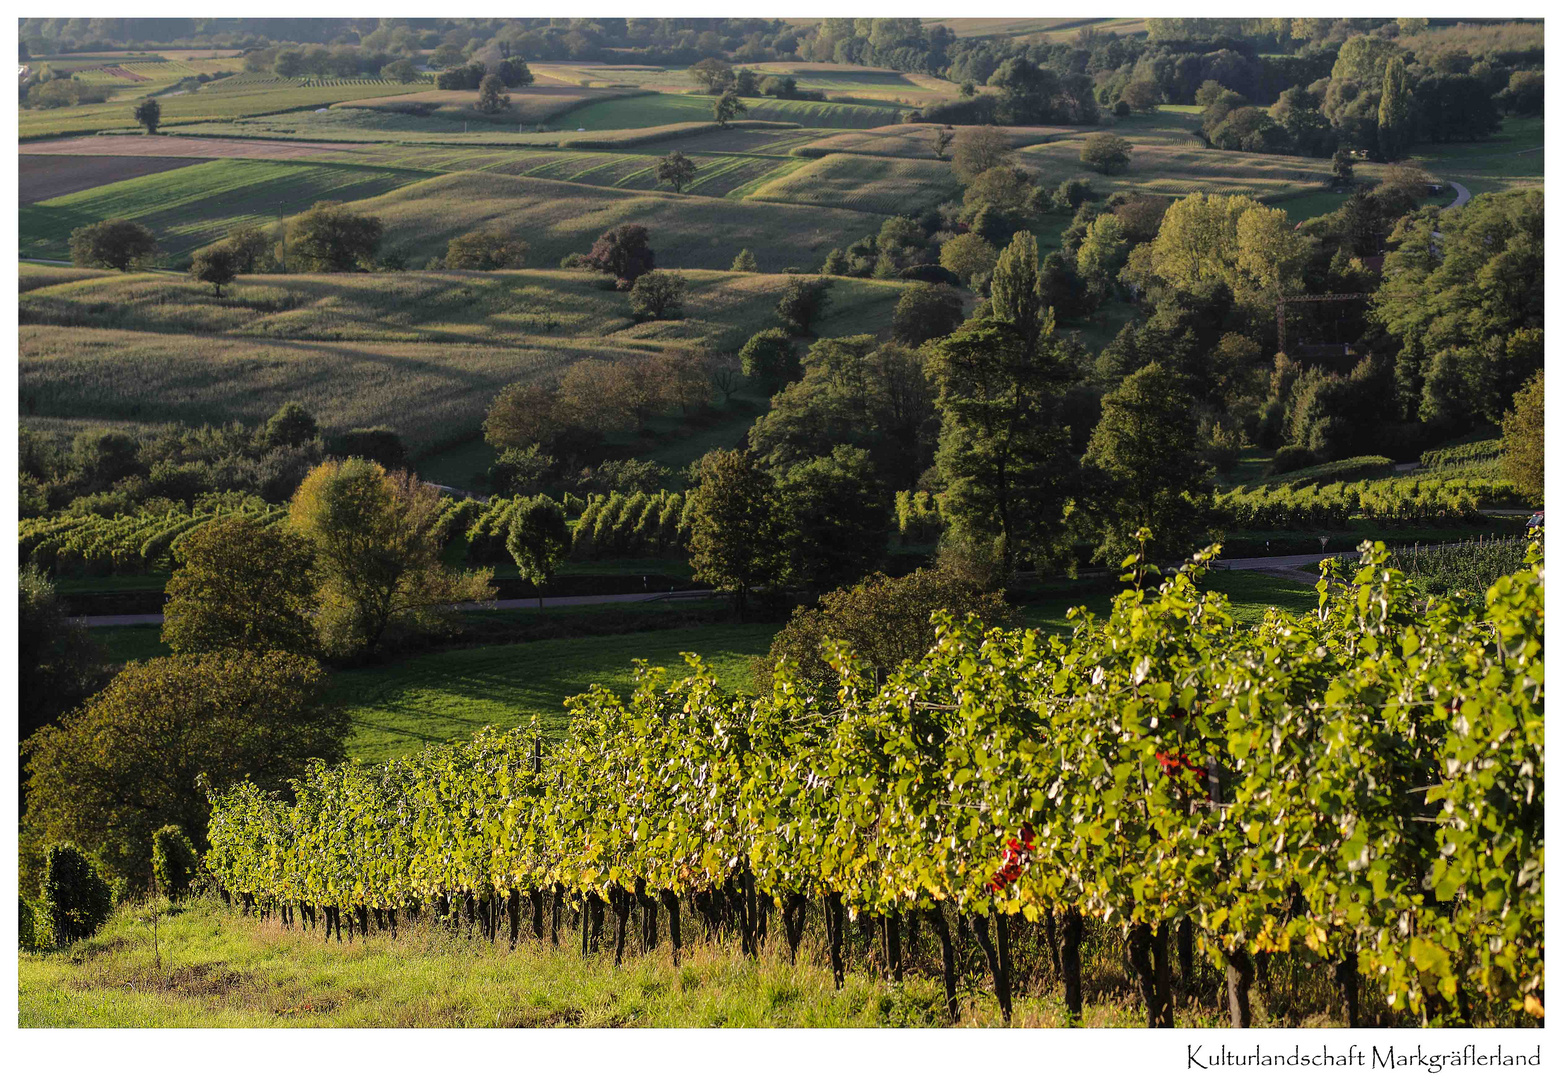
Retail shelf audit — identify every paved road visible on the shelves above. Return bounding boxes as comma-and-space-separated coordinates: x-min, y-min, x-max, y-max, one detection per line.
1444, 180, 1472, 210
77, 588, 716, 628
1218, 551, 1363, 572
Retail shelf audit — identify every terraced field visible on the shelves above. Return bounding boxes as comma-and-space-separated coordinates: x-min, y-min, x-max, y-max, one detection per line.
329, 170, 882, 269
19, 72, 431, 141
18, 159, 425, 263
554, 91, 904, 131
1011, 108, 1392, 201
795, 123, 1064, 159
748, 152, 960, 214
333, 85, 649, 126
18, 267, 910, 454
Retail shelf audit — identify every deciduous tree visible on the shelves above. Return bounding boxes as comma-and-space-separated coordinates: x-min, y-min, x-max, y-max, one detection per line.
68, 219, 156, 272
686, 449, 784, 618
161, 516, 318, 656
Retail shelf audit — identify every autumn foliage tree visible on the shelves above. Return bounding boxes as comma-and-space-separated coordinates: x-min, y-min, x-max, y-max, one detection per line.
583, 223, 656, 287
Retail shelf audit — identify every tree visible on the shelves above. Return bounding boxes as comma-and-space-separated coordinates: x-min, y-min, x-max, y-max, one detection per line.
19, 567, 100, 745
262, 401, 317, 449
1082, 362, 1213, 563
1119, 79, 1160, 112
891, 282, 965, 345
1080, 132, 1132, 175
1501, 371, 1544, 500
287, 459, 494, 656
582, 223, 655, 287
189, 244, 238, 297
714, 90, 747, 128
939, 232, 999, 287
1145, 192, 1306, 306
444, 229, 528, 270
739, 327, 800, 390
731, 248, 759, 272
287, 201, 383, 272
132, 96, 160, 134
380, 58, 419, 83
272, 48, 304, 77
226, 223, 272, 273
337, 427, 407, 469
951, 125, 1012, 183
161, 516, 318, 656
68, 219, 156, 272
484, 382, 560, 450
961, 165, 1038, 218
1075, 214, 1129, 298
689, 57, 734, 93
776, 445, 891, 594
759, 567, 1010, 689
1331, 149, 1355, 184
1377, 56, 1412, 161
686, 450, 784, 618
930, 315, 1081, 577
932, 126, 954, 161
655, 150, 698, 193
476, 74, 510, 114
24, 650, 346, 882
554, 358, 649, 433
628, 270, 688, 321
496, 57, 534, 88
775, 275, 833, 334
39, 844, 112, 946
989, 230, 1045, 346
506, 497, 572, 608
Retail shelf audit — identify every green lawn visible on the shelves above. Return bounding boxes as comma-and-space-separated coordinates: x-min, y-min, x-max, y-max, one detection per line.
332, 622, 781, 762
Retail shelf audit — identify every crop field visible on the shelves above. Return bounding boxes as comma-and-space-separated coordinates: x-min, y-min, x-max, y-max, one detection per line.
795, 123, 1063, 159
747, 152, 959, 214
18, 159, 425, 263
750, 63, 968, 107
332, 170, 883, 268
17, 263, 119, 293
333, 85, 648, 127
19, 73, 432, 141
19, 154, 200, 204
531, 63, 697, 92
1012, 109, 1392, 202
19, 267, 909, 452
926, 17, 1152, 40
554, 91, 904, 131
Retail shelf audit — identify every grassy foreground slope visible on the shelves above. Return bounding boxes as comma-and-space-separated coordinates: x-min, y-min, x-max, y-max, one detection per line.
21, 900, 1243, 1028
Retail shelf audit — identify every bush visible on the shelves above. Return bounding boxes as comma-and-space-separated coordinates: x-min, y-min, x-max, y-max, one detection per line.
151, 824, 200, 900
1269, 444, 1317, 475
40, 843, 113, 947
20, 896, 48, 950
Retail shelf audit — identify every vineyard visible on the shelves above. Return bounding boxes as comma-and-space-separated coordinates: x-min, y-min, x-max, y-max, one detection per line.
1386, 534, 1533, 597
1215, 475, 1521, 531
205, 541, 1544, 1028
19, 497, 283, 577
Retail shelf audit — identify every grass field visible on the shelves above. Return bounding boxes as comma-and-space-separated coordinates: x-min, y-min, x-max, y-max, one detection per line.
20, 898, 1315, 1028
1410, 115, 1545, 196
19, 153, 202, 203
748, 152, 960, 215
333, 623, 781, 761
20, 267, 909, 453
19, 159, 425, 263
18, 262, 119, 292
554, 91, 903, 131
794, 123, 1062, 160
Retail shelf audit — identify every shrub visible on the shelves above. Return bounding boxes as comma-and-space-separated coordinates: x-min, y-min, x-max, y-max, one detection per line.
739, 328, 800, 389
1269, 444, 1317, 475
40, 843, 113, 947
151, 824, 200, 900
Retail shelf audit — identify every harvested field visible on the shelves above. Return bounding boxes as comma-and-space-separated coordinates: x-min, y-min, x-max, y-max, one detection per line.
18, 263, 119, 293
20, 155, 198, 204
20, 135, 354, 160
